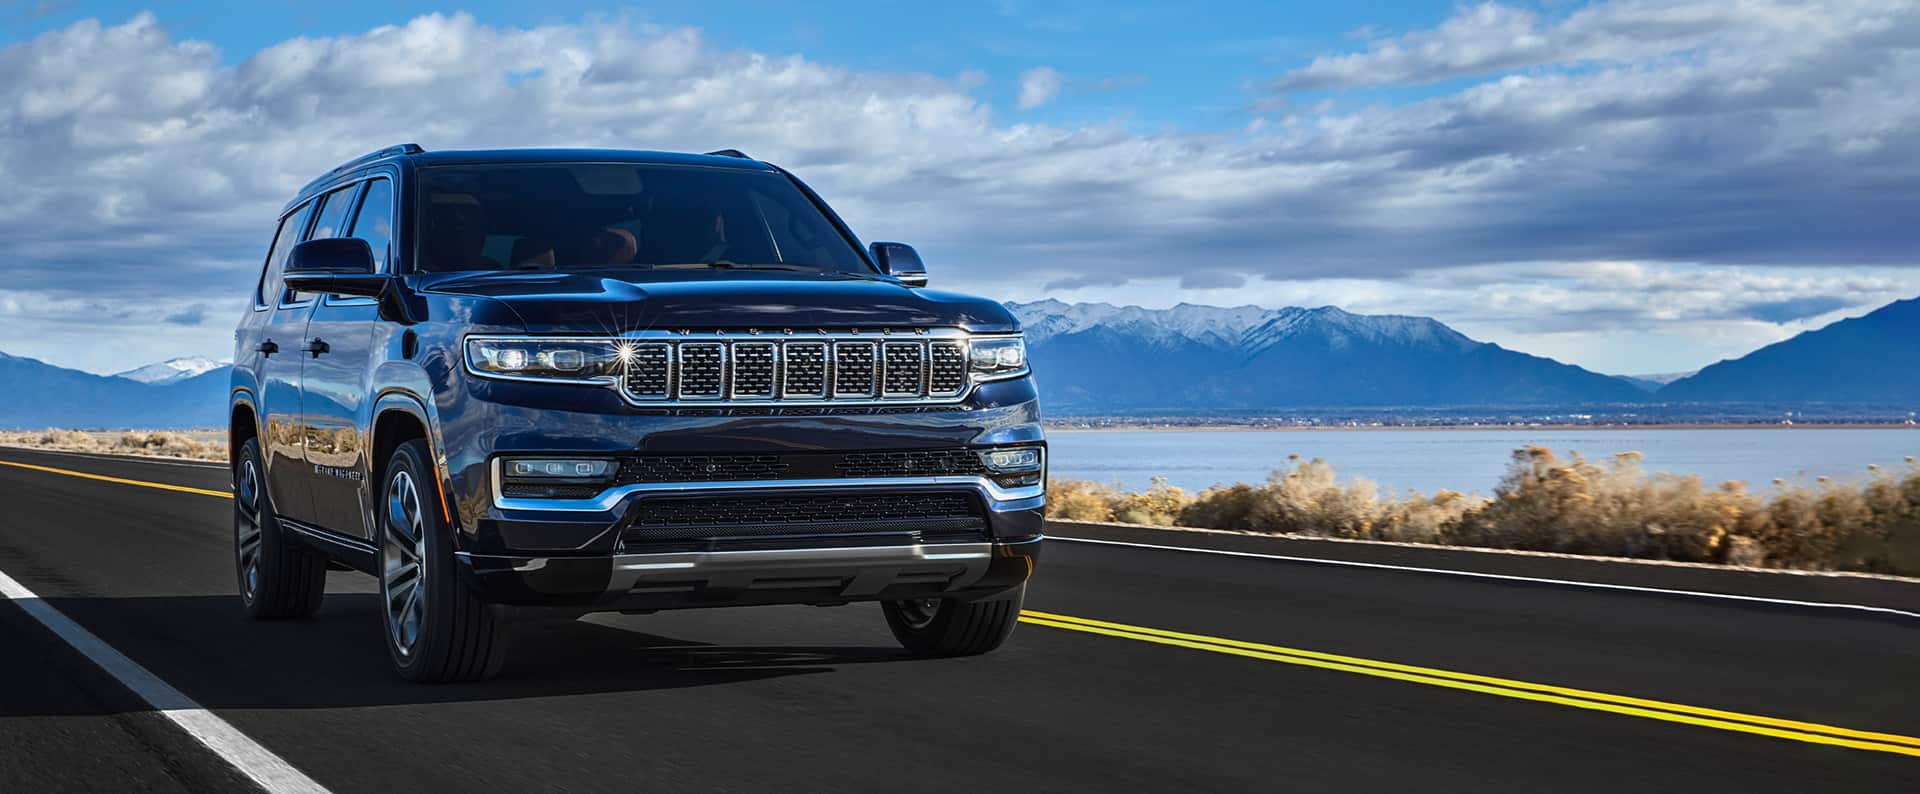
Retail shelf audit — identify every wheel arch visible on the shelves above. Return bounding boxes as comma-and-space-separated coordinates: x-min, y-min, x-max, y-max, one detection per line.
369, 390, 453, 531
229, 388, 260, 469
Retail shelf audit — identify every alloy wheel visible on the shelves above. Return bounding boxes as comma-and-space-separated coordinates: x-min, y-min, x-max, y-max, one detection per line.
383, 469, 428, 657
235, 459, 263, 601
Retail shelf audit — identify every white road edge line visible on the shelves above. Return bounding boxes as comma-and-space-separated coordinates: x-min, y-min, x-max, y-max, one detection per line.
1047, 535, 1920, 620
0, 568, 333, 794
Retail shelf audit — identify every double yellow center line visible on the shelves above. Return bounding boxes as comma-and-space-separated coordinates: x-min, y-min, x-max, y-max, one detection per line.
4, 453, 1917, 758
1019, 610, 1920, 758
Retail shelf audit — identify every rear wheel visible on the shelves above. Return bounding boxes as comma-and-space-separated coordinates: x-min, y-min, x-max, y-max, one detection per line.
234, 438, 325, 618
380, 439, 509, 682
882, 584, 1025, 657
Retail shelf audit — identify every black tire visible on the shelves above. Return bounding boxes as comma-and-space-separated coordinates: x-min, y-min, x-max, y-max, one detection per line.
882, 584, 1025, 657
379, 439, 509, 682
234, 438, 326, 619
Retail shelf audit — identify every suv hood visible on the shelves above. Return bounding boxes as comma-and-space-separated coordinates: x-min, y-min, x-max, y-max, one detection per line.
418, 270, 1019, 334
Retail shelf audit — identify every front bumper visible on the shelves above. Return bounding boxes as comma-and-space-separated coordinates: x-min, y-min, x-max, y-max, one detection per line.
457, 536, 1042, 612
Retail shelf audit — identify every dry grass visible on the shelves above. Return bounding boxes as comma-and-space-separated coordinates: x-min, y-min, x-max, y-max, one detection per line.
0, 429, 227, 462
1047, 447, 1920, 576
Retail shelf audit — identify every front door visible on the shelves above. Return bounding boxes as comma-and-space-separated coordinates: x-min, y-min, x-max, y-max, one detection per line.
254, 203, 318, 523
300, 177, 393, 540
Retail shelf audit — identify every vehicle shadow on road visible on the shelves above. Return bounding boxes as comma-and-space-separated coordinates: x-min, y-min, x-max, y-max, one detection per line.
9, 592, 917, 716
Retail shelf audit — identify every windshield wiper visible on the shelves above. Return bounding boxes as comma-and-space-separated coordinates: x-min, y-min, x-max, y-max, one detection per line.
652, 262, 819, 272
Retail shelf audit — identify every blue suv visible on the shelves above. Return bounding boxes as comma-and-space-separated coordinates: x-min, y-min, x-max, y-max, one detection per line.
229, 144, 1044, 681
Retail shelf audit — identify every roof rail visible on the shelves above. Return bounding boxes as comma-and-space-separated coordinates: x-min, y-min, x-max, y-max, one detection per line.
330, 143, 425, 175
704, 148, 752, 159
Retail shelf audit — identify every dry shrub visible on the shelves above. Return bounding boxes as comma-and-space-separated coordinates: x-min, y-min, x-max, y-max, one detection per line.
0, 428, 225, 461
38, 429, 96, 447
1112, 477, 1191, 525
1045, 479, 1119, 522
1453, 449, 1764, 562
114, 431, 218, 460
1064, 445, 1920, 577
1179, 483, 1263, 531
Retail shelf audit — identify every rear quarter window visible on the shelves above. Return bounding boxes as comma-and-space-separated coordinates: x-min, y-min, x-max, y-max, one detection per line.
255, 203, 313, 309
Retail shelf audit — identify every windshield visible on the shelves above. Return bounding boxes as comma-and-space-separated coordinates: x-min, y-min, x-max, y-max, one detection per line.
411, 163, 872, 275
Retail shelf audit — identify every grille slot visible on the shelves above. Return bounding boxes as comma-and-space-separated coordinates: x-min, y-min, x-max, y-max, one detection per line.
883, 342, 924, 395
833, 342, 877, 397
929, 342, 967, 395
678, 343, 726, 398
732, 342, 777, 397
614, 333, 991, 405
624, 343, 672, 399
783, 342, 829, 398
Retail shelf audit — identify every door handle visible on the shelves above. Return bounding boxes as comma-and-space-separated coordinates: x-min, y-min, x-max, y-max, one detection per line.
256, 340, 279, 358
301, 339, 330, 358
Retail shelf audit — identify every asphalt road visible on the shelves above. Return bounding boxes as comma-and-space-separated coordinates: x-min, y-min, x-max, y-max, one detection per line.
1, 446, 1916, 793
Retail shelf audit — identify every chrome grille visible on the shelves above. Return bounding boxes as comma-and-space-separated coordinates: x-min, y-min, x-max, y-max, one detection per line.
620, 333, 986, 405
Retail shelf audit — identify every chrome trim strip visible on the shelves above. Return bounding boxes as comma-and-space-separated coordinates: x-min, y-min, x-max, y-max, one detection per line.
489, 458, 1045, 513
457, 543, 1004, 595
281, 518, 379, 555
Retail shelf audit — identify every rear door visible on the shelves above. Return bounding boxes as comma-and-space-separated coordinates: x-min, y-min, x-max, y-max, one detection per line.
253, 201, 318, 523
300, 177, 393, 540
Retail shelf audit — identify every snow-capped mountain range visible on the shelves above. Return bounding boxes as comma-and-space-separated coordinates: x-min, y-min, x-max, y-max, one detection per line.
112, 356, 229, 385
1007, 300, 1644, 412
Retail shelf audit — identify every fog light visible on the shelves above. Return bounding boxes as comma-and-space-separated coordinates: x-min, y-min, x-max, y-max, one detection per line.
502, 458, 619, 481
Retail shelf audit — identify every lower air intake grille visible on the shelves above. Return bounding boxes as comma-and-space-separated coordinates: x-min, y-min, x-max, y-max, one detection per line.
619, 492, 988, 548
631, 492, 978, 528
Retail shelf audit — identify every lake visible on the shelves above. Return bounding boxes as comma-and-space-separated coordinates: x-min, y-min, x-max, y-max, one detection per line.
1045, 428, 1920, 495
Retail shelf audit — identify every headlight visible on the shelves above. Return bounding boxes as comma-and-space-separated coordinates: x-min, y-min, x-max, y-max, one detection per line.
969, 337, 1028, 381
979, 445, 1044, 488
466, 337, 624, 383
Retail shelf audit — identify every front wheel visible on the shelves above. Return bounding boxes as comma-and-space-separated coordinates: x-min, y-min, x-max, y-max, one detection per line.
882, 584, 1025, 657
379, 439, 509, 682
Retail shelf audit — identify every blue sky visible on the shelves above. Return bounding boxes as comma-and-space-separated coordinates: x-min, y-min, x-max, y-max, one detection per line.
2, 0, 1917, 376
4, 0, 1460, 128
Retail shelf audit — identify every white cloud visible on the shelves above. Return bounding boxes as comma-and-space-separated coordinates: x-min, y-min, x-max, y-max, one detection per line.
1016, 66, 1062, 108
0, 5, 1916, 375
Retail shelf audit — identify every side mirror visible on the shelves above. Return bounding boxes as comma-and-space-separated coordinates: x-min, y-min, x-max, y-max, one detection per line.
287, 238, 376, 276
869, 242, 928, 287
284, 238, 389, 298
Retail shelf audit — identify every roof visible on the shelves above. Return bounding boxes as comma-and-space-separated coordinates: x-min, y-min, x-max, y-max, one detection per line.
412, 148, 775, 170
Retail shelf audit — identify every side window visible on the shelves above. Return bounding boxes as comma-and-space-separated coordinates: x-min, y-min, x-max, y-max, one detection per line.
308, 185, 359, 241
349, 179, 394, 271
256, 203, 313, 309
290, 185, 360, 304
